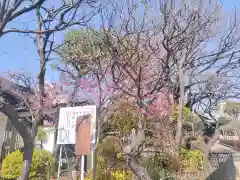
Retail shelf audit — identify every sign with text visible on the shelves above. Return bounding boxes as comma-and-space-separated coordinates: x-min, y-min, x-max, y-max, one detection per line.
57, 105, 96, 145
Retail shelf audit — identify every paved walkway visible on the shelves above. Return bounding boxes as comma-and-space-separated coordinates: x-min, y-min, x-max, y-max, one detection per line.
212, 142, 240, 172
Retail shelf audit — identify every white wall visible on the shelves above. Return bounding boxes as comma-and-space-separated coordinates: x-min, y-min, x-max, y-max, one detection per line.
36, 127, 55, 154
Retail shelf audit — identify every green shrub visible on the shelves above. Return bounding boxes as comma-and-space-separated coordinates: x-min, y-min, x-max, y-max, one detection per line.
84, 155, 132, 180
36, 126, 48, 143
179, 147, 203, 172
1, 150, 22, 179
108, 101, 138, 133
148, 153, 181, 172
145, 153, 180, 180
172, 105, 193, 122
85, 140, 132, 180
85, 169, 132, 180
110, 170, 133, 180
145, 148, 203, 179
102, 136, 122, 159
158, 170, 176, 180
100, 136, 126, 168
88, 155, 112, 180
1, 149, 54, 180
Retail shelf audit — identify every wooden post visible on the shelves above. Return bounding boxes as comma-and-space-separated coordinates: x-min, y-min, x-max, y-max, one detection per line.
57, 145, 63, 180
80, 155, 85, 180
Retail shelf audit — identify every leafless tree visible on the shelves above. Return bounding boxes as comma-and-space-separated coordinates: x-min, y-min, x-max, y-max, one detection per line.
97, 0, 240, 175
0, 70, 65, 179
175, 56, 185, 151
43, 0, 240, 179
32, 0, 97, 172
155, 0, 240, 112
89, 1, 172, 179
150, 0, 240, 168
55, 27, 127, 179
0, 0, 45, 36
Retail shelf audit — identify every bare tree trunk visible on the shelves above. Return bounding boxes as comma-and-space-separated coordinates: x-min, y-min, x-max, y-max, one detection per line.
127, 156, 152, 180
124, 115, 152, 180
0, 103, 33, 180
40, 141, 43, 149
16, 5, 46, 180
52, 144, 60, 176
175, 59, 185, 150
204, 131, 221, 169
19, 141, 34, 180
92, 108, 101, 180
19, 118, 39, 180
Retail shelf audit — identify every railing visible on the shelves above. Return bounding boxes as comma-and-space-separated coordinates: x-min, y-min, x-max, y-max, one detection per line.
0, 120, 23, 161
206, 152, 236, 180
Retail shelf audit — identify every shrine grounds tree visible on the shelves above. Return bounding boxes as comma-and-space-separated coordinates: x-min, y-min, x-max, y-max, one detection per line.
57, 0, 240, 179
0, 0, 99, 179
1, 0, 240, 180
56, 28, 123, 180
97, 0, 240, 174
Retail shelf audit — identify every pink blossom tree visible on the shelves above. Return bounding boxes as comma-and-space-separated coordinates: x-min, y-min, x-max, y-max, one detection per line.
0, 0, 98, 179
0, 70, 67, 179
55, 8, 173, 180
92, 2, 176, 179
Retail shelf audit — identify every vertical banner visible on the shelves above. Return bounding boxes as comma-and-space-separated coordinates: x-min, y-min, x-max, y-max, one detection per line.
57, 105, 97, 147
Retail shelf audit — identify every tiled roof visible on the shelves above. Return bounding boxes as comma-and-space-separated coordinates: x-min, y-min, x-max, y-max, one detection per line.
220, 120, 240, 131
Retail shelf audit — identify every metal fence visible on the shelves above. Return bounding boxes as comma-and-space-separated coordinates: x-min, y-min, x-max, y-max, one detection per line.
206, 152, 236, 180
0, 120, 23, 161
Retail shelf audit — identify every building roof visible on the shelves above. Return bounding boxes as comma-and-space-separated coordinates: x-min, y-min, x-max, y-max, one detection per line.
0, 77, 31, 110
220, 120, 240, 131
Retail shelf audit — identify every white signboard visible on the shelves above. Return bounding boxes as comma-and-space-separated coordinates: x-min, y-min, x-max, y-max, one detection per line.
57, 105, 97, 145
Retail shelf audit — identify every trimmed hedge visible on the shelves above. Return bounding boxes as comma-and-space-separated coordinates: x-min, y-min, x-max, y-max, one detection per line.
1, 149, 54, 180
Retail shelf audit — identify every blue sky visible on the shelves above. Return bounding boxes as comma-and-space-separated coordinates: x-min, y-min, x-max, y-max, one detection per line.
0, 9, 65, 82
0, 0, 240, 83
220, 0, 240, 9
